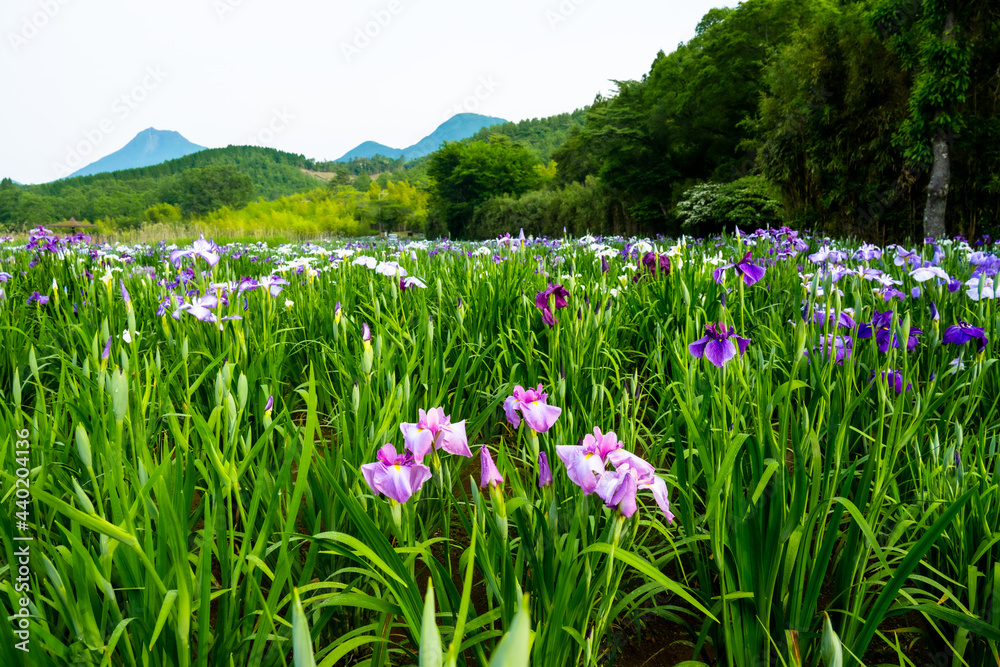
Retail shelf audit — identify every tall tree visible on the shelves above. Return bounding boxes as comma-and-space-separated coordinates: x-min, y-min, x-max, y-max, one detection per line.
872, 0, 975, 239
427, 137, 541, 238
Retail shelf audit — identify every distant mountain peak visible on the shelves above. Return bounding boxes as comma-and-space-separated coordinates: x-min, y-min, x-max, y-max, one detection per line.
337, 113, 508, 162
65, 129, 207, 180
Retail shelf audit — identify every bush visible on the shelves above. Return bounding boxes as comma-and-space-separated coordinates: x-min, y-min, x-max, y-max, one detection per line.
676, 176, 784, 235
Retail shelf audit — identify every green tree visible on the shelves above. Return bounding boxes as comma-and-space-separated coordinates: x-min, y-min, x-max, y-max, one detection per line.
175, 165, 255, 218
871, 0, 978, 239
0, 178, 23, 229
427, 137, 542, 238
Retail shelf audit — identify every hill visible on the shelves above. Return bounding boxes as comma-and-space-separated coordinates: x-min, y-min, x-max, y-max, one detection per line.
337, 113, 508, 162
66, 128, 207, 179
3, 146, 325, 227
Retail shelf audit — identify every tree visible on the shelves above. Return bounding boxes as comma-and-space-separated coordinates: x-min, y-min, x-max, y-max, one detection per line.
0, 178, 23, 229
871, 0, 977, 239
427, 137, 542, 238
174, 165, 255, 218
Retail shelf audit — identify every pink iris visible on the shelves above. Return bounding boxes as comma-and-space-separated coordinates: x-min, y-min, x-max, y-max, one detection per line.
503, 384, 562, 433
480, 446, 504, 488
360, 444, 432, 504
399, 407, 471, 461
595, 450, 674, 522
555, 427, 622, 494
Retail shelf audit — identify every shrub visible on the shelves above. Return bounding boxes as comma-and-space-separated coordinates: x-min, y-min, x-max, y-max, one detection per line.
676, 176, 784, 235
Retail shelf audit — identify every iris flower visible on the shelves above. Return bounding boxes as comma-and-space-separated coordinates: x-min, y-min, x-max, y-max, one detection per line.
641, 251, 671, 277
805, 334, 853, 365
169, 235, 220, 268
399, 407, 471, 461
27, 292, 49, 305
556, 427, 622, 494
360, 444, 432, 504
688, 322, 750, 367
858, 310, 922, 352
871, 370, 911, 394
713, 251, 765, 286
181, 295, 220, 323
376, 261, 407, 277
535, 282, 569, 327
538, 452, 553, 487
943, 321, 989, 353
258, 275, 290, 297
595, 450, 674, 522
504, 384, 562, 432
480, 446, 504, 488
400, 276, 427, 290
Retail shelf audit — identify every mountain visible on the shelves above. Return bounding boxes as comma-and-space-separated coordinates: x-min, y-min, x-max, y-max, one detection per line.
338, 141, 404, 161
337, 113, 507, 162
67, 128, 207, 179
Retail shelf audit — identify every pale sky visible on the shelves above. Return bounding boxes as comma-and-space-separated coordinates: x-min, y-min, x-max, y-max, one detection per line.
1, 0, 731, 184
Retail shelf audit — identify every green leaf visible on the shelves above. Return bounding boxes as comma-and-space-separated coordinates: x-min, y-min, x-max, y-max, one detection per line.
488, 594, 531, 667
292, 587, 317, 667
420, 578, 443, 667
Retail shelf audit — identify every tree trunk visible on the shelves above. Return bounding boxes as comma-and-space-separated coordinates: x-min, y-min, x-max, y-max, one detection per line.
922, 10, 957, 241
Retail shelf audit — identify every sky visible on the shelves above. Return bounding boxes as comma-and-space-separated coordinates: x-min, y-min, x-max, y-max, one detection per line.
1, 0, 731, 184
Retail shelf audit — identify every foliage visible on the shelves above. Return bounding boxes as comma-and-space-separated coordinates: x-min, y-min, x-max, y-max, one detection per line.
676, 176, 784, 235
427, 137, 542, 238
0, 147, 325, 229
2, 229, 1000, 666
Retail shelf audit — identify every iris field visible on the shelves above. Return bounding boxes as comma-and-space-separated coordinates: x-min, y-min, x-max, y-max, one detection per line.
1, 226, 999, 666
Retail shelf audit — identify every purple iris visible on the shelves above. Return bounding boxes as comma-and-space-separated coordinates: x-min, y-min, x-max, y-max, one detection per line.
0, 272, 12, 282
858, 310, 922, 352
264, 395, 274, 416
538, 452, 553, 487
595, 450, 674, 522
399, 407, 471, 461
942, 321, 989, 353
601, 256, 610, 274
362, 322, 372, 342
555, 427, 622, 494
804, 306, 855, 329
688, 322, 751, 367
120, 279, 131, 304
503, 384, 563, 433
360, 444, 432, 504
871, 370, 912, 394
480, 446, 504, 489
535, 282, 570, 327
713, 251, 765, 286
169, 235, 220, 268
806, 334, 853, 365
179, 295, 220, 323
641, 252, 671, 278
27, 292, 49, 305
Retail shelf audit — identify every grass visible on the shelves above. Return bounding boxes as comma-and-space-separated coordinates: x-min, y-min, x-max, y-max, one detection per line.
0, 229, 998, 666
